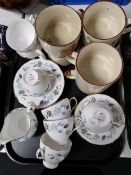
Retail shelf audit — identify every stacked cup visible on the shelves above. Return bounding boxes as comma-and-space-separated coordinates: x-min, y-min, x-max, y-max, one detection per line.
41, 97, 78, 145
36, 97, 79, 169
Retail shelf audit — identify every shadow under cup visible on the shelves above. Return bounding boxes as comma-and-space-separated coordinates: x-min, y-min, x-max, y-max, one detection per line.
75, 43, 123, 94
35, 5, 81, 58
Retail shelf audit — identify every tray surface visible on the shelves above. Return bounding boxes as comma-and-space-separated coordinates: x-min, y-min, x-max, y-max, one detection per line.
121, 30, 131, 149
0, 51, 124, 166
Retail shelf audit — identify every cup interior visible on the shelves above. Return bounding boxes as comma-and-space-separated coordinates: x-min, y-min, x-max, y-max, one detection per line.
77, 43, 123, 86
36, 5, 81, 46
41, 133, 72, 150
83, 2, 126, 39
82, 103, 113, 132
6, 19, 36, 51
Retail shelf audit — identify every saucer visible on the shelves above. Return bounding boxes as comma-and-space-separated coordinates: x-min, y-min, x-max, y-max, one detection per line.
13, 58, 65, 109
74, 94, 125, 145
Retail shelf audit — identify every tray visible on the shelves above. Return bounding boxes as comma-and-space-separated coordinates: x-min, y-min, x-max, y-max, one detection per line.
121, 29, 131, 149
1, 50, 124, 166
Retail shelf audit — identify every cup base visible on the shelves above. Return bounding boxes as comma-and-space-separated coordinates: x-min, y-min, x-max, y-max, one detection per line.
48, 54, 70, 66
43, 160, 58, 169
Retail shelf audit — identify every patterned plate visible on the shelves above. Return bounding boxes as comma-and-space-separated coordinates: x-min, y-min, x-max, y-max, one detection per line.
13, 59, 65, 109
74, 94, 125, 145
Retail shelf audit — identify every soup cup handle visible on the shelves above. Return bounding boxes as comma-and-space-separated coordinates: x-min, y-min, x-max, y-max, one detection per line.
64, 70, 76, 80
70, 97, 78, 113
36, 148, 45, 160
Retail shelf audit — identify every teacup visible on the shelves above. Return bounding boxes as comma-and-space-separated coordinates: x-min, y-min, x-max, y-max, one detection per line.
82, 1, 131, 46
6, 19, 45, 59
81, 103, 113, 133
22, 69, 51, 97
36, 133, 72, 169
35, 5, 81, 60
41, 97, 77, 120
43, 116, 81, 145
65, 43, 123, 94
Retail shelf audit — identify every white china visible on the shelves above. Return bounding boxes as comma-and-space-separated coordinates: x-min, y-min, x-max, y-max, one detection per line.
74, 94, 125, 145
41, 97, 77, 120
35, 5, 81, 59
65, 43, 123, 94
0, 108, 38, 144
6, 19, 44, 59
13, 58, 64, 111
82, 1, 131, 45
43, 116, 75, 145
22, 69, 51, 97
36, 133, 72, 169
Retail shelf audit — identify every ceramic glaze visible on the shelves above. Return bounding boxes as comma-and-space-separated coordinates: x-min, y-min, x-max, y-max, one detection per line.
74, 94, 125, 145
13, 59, 64, 110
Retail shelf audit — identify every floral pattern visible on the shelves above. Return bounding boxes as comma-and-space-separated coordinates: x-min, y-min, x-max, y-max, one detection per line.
75, 94, 125, 145
13, 59, 64, 109
44, 103, 70, 120
44, 121, 72, 136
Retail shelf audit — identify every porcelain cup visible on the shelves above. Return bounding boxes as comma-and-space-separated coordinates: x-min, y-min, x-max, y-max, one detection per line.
22, 69, 51, 97
6, 19, 45, 59
35, 5, 81, 60
41, 97, 77, 120
43, 116, 81, 145
82, 1, 131, 46
65, 43, 123, 94
36, 133, 72, 169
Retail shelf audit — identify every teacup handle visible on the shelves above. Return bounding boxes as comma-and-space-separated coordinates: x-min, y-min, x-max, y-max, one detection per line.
70, 97, 78, 113
36, 148, 45, 160
72, 116, 83, 133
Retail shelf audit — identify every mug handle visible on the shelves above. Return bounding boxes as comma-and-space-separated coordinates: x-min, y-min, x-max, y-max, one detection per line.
64, 70, 76, 80
36, 148, 45, 160
70, 97, 78, 113
66, 52, 78, 65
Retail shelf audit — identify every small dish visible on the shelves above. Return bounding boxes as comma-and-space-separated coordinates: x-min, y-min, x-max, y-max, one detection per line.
74, 94, 125, 145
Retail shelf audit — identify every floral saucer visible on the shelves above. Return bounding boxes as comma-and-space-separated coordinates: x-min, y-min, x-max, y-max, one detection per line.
74, 94, 125, 145
13, 59, 65, 110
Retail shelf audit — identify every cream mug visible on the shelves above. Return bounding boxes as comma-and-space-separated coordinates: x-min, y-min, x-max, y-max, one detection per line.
35, 5, 81, 63
65, 43, 123, 94
82, 1, 131, 46
6, 19, 45, 59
